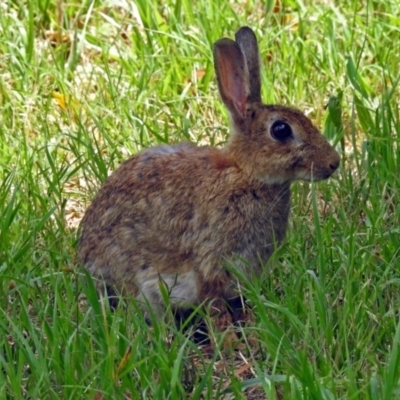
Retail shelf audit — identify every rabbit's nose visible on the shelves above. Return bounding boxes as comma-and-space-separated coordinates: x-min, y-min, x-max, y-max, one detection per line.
329, 154, 340, 171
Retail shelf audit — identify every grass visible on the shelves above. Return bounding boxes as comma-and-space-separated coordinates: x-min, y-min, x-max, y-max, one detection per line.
0, 0, 400, 398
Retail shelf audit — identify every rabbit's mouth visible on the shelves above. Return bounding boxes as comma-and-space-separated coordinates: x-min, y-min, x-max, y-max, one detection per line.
295, 165, 339, 182
290, 144, 340, 182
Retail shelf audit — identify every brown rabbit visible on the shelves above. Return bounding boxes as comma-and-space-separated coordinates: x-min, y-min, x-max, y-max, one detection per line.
78, 27, 340, 336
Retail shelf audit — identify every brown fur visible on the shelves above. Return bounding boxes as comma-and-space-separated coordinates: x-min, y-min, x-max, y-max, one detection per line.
78, 27, 340, 335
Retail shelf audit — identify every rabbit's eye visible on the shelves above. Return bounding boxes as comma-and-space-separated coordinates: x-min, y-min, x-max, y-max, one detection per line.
271, 121, 293, 141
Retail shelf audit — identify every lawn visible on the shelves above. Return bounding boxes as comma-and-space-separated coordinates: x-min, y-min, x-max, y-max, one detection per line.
1, 0, 400, 399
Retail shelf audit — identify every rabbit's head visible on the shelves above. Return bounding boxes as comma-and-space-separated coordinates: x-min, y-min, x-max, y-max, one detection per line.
214, 27, 340, 184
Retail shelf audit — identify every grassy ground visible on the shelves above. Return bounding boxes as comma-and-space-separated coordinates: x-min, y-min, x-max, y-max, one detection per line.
1, 0, 400, 398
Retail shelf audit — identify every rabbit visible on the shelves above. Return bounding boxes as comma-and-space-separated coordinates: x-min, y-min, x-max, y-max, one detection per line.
78, 26, 340, 338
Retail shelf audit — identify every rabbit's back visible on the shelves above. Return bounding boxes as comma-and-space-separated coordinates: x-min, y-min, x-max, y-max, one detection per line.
78, 143, 290, 305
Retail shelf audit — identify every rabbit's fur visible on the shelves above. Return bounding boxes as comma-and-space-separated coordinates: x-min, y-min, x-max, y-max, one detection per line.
78, 27, 340, 332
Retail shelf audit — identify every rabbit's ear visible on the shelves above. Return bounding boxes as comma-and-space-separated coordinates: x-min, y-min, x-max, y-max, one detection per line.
235, 27, 261, 103
213, 38, 250, 124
